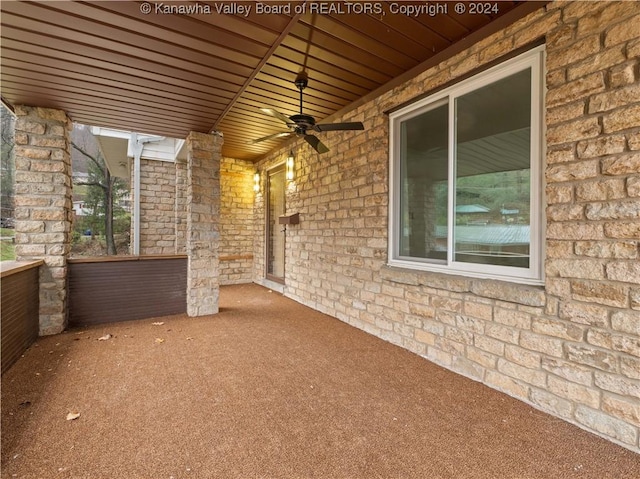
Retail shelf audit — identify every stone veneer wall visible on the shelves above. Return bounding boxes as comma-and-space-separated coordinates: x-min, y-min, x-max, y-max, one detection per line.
253, 1, 640, 452
175, 158, 187, 254
13, 106, 73, 335
137, 158, 177, 254
219, 157, 255, 284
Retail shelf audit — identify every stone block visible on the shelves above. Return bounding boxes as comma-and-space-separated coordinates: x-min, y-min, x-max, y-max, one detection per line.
470, 280, 545, 307
611, 311, 640, 337
610, 62, 636, 88
541, 357, 594, 386
475, 335, 505, 356
18, 120, 46, 135
547, 222, 603, 241
520, 331, 563, 358
455, 314, 486, 334
620, 357, 640, 380
606, 261, 640, 284
576, 135, 626, 159
546, 68, 566, 88
532, 317, 584, 341
547, 35, 601, 71
463, 301, 493, 321
575, 405, 638, 446
606, 102, 640, 136
547, 118, 601, 146
603, 394, 640, 427
576, 178, 626, 202
602, 153, 640, 176
505, 344, 541, 368
546, 160, 598, 183
546, 204, 584, 222
546, 144, 575, 164
29, 137, 67, 149
529, 388, 574, 418
547, 101, 586, 126
589, 84, 640, 114
571, 279, 629, 307
567, 46, 626, 82
594, 371, 640, 399
546, 241, 573, 258
485, 370, 529, 399
15, 244, 46, 257
604, 222, 640, 239
547, 375, 601, 408
494, 307, 532, 329
546, 184, 573, 204
16, 146, 51, 160
546, 258, 605, 280
546, 73, 605, 108
565, 344, 618, 372
604, 13, 640, 47
452, 356, 484, 381
628, 177, 640, 197
467, 346, 498, 369
631, 288, 640, 311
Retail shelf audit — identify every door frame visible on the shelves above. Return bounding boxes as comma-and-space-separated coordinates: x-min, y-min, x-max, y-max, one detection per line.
265, 163, 286, 284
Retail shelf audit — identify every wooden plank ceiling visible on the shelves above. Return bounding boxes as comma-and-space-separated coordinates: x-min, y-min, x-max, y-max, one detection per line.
1, 1, 543, 161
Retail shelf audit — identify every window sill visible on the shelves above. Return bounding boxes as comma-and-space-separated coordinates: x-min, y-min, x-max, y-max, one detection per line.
381, 263, 546, 308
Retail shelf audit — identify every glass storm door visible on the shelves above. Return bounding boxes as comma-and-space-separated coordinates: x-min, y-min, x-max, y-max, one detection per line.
266, 166, 286, 283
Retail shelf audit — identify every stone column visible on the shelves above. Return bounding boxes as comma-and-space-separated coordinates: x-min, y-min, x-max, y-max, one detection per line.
185, 131, 221, 316
13, 106, 73, 335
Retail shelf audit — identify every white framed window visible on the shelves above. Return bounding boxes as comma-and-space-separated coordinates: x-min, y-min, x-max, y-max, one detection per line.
389, 46, 545, 285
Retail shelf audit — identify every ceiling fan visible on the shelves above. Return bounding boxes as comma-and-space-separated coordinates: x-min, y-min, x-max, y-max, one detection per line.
250, 71, 364, 154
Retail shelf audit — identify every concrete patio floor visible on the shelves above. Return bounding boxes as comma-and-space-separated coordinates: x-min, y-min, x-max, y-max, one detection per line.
2, 283, 639, 478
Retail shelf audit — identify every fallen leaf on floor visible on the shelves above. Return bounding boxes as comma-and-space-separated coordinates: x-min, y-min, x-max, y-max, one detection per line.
66, 412, 80, 421
97, 334, 112, 341
155, 338, 165, 344
152, 322, 164, 326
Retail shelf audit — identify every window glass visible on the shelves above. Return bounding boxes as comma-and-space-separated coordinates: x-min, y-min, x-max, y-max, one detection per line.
399, 101, 448, 262
454, 69, 531, 268
390, 47, 543, 283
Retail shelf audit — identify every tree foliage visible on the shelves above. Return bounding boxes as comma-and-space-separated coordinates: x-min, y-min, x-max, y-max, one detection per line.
1, 103, 15, 221
71, 125, 129, 255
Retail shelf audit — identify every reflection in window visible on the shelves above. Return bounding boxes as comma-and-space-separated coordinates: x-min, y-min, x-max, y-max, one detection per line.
390, 47, 543, 283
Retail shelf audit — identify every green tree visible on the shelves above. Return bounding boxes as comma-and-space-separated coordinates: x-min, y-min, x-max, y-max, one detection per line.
71, 125, 129, 255
1, 103, 15, 222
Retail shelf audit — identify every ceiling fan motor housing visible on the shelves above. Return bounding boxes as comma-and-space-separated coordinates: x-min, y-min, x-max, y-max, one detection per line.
290, 113, 315, 130
294, 71, 309, 90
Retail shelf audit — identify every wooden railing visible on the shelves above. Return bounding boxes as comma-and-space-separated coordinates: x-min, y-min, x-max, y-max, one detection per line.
1, 260, 43, 374
67, 255, 188, 326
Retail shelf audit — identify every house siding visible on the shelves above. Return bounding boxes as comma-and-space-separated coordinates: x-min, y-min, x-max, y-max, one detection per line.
252, 1, 640, 452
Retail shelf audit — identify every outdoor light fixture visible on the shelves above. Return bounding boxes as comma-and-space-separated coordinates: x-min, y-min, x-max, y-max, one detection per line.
286, 151, 295, 181
253, 172, 260, 192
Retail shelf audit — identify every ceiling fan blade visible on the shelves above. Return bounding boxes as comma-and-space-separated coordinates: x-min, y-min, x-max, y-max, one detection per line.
304, 134, 329, 154
248, 131, 292, 144
313, 121, 364, 132
260, 108, 292, 125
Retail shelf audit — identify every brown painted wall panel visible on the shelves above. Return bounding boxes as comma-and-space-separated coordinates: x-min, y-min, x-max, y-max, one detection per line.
68, 257, 187, 327
1, 266, 40, 375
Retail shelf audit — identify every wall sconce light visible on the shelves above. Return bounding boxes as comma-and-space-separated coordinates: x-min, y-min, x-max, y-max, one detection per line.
286, 151, 295, 181
253, 172, 260, 192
